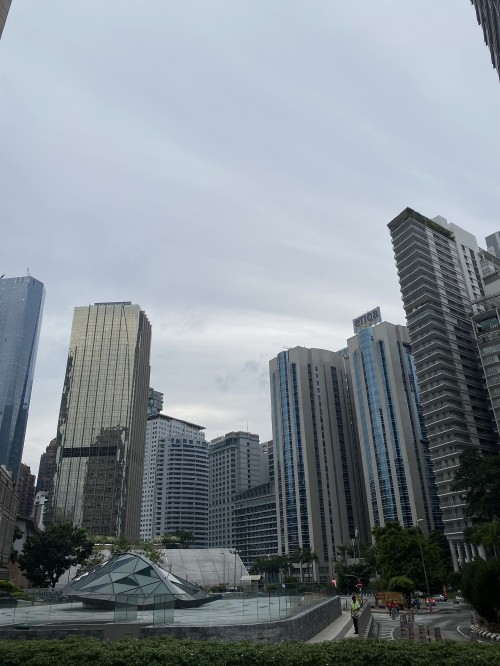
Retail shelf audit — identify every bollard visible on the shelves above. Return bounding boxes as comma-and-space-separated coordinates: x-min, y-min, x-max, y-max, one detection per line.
434, 627, 442, 641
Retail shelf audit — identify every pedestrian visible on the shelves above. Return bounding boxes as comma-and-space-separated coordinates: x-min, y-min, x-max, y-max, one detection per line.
351, 595, 361, 635
387, 599, 392, 616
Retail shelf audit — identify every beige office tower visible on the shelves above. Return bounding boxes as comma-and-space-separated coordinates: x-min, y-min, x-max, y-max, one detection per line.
269, 347, 369, 584
47, 302, 151, 540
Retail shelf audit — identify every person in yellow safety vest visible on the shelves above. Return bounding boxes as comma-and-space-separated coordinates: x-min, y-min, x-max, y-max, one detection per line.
351, 595, 361, 635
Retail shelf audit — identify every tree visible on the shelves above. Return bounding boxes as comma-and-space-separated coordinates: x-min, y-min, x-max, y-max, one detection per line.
76, 547, 105, 575
250, 555, 285, 584
289, 548, 319, 582
18, 524, 93, 588
465, 521, 500, 560
461, 558, 500, 625
110, 535, 131, 555
452, 448, 500, 523
372, 521, 447, 593
427, 530, 453, 572
358, 543, 377, 571
335, 563, 371, 594
388, 575, 415, 608
137, 541, 161, 564
161, 529, 195, 549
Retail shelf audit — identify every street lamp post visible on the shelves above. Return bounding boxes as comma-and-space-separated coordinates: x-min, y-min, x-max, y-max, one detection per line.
229, 548, 239, 589
415, 519, 430, 599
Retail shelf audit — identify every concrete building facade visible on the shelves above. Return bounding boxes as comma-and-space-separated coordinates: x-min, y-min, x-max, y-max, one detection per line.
0, 465, 17, 578
47, 302, 151, 540
140, 414, 208, 545
269, 347, 369, 583
234, 481, 278, 569
388, 208, 500, 568
208, 431, 261, 548
36, 438, 57, 494
16, 462, 35, 518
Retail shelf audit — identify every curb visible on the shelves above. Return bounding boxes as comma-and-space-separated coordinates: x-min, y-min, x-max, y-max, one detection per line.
471, 625, 500, 642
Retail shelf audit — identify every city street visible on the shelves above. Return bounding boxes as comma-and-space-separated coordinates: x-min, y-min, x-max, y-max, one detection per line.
371, 601, 474, 642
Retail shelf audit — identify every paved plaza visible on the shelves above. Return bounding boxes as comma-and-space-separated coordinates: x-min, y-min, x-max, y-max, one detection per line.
0, 594, 321, 628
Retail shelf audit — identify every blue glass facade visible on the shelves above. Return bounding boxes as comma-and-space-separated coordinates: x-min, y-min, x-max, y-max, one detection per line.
348, 322, 442, 533
0, 276, 44, 478
356, 328, 398, 523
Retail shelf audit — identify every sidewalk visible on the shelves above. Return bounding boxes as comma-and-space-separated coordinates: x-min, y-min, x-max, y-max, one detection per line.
307, 608, 357, 642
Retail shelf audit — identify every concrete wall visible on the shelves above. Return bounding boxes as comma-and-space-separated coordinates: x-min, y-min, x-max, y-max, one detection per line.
141, 595, 342, 643
0, 595, 342, 643
358, 600, 372, 638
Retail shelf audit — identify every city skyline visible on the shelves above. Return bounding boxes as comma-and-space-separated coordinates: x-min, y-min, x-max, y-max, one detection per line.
1, 2, 500, 476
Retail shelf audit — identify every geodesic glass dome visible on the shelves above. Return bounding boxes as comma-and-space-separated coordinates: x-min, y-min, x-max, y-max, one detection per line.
63, 552, 209, 608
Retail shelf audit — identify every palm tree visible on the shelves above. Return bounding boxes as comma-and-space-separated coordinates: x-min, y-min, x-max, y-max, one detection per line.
301, 548, 319, 582
290, 547, 319, 582
467, 521, 500, 559
290, 548, 304, 582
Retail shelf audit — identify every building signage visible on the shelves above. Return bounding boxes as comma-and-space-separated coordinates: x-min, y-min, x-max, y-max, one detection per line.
352, 307, 382, 334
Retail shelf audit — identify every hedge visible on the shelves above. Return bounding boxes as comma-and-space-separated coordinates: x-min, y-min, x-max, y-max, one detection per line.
0, 637, 500, 666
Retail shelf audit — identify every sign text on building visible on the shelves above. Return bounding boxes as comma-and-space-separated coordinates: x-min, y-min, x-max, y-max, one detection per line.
353, 307, 382, 334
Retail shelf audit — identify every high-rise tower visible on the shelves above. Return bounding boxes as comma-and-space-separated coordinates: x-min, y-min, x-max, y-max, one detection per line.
269, 347, 369, 583
208, 431, 261, 548
388, 208, 499, 568
0, 0, 12, 39
140, 413, 208, 545
347, 315, 442, 534
470, 1, 500, 83
0, 276, 45, 478
47, 302, 151, 540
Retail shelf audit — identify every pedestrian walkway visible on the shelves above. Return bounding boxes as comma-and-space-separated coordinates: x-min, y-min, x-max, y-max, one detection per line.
370, 613, 397, 640
308, 608, 358, 642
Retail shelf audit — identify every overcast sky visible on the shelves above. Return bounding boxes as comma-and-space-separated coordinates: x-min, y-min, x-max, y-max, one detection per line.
1, 1, 499, 476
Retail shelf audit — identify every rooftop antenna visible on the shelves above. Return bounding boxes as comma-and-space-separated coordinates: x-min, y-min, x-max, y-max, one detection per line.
27, 267, 30, 276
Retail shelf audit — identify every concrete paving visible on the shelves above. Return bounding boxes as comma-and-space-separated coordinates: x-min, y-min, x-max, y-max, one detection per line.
307, 607, 357, 642
0, 595, 323, 628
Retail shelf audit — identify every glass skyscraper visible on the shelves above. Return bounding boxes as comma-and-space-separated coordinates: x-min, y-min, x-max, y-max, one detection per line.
347, 320, 442, 535
0, 276, 45, 478
47, 302, 151, 540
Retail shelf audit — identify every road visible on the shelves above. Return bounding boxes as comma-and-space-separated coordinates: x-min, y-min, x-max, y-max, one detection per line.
371, 601, 474, 642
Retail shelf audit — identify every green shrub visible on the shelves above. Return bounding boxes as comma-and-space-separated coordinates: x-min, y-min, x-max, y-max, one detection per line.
0, 580, 19, 594
0, 637, 499, 666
